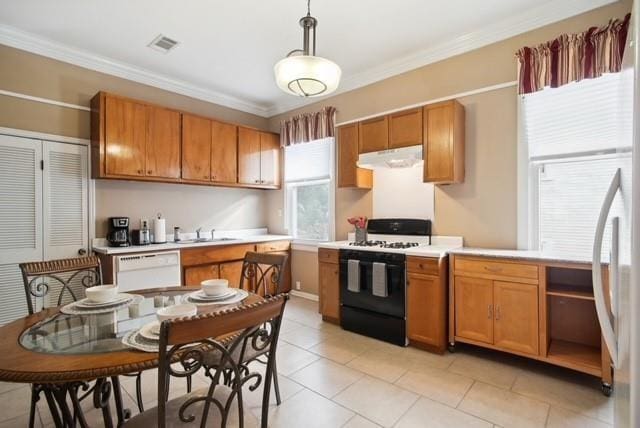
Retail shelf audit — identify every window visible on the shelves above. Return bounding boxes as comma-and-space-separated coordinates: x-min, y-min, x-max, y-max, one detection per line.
284, 138, 335, 242
521, 70, 633, 258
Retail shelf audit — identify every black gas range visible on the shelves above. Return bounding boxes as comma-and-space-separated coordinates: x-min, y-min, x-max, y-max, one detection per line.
339, 218, 432, 346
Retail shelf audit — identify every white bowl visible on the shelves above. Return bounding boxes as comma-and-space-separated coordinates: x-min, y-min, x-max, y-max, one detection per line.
85, 285, 119, 303
201, 279, 229, 296
156, 303, 198, 322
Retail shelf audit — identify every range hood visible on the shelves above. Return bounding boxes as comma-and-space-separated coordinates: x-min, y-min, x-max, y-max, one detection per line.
357, 145, 423, 169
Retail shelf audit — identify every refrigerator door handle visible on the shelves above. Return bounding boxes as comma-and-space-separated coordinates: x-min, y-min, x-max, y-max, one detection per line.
592, 168, 621, 368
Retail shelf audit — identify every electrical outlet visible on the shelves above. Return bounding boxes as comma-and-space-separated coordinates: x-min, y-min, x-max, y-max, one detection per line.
277, 209, 283, 217
295, 281, 301, 290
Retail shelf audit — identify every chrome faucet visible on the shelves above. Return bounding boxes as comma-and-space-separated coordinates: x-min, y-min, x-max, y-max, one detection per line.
196, 227, 202, 240
210, 229, 216, 240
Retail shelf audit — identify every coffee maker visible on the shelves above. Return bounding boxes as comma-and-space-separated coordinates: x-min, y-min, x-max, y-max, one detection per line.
107, 217, 130, 247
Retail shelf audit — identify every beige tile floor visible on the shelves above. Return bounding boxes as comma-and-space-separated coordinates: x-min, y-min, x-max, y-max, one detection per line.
0, 296, 613, 428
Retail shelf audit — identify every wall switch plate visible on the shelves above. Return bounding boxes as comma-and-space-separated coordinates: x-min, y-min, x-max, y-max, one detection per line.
295, 281, 301, 290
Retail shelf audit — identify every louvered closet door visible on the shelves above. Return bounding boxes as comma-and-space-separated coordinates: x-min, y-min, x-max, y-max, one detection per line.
0, 135, 43, 324
43, 142, 89, 260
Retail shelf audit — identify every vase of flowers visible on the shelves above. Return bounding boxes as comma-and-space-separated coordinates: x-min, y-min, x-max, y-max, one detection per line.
348, 216, 368, 242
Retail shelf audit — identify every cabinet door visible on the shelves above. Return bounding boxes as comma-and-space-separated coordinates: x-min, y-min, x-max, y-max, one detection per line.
389, 108, 423, 149
105, 96, 146, 176
259, 132, 280, 187
493, 281, 539, 355
182, 114, 211, 181
184, 264, 219, 286
337, 124, 372, 188
358, 116, 388, 153
210, 120, 237, 183
146, 106, 181, 179
219, 260, 245, 289
319, 261, 340, 321
454, 276, 493, 344
407, 273, 445, 349
237, 127, 261, 185
423, 101, 464, 183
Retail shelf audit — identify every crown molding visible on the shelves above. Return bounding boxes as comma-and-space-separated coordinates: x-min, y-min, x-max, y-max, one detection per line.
265, 0, 618, 116
0, 0, 617, 118
0, 24, 272, 117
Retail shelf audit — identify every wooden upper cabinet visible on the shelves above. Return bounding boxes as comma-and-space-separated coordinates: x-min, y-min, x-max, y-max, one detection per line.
259, 132, 281, 187
146, 106, 181, 179
389, 108, 423, 149
104, 95, 146, 177
182, 114, 212, 182
455, 276, 493, 344
237, 127, 261, 185
338, 124, 372, 189
210, 120, 237, 184
423, 100, 465, 184
359, 116, 389, 153
493, 281, 539, 355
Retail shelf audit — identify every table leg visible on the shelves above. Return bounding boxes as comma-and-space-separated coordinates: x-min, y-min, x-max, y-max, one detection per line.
110, 376, 131, 426
50, 384, 76, 427
41, 386, 64, 428
93, 378, 113, 428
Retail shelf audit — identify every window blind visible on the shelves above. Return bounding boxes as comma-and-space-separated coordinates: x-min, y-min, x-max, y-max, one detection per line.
523, 70, 633, 159
284, 138, 332, 183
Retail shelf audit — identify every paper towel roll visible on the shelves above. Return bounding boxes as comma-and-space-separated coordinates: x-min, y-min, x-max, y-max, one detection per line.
153, 217, 166, 243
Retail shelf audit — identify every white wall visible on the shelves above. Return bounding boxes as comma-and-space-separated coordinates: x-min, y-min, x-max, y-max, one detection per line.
372, 164, 435, 220
95, 180, 268, 237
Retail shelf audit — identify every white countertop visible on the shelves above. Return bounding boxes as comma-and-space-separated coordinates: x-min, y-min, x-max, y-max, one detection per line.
317, 235, 463, 258
448, 247, 605, 265
92, 234, 292, 255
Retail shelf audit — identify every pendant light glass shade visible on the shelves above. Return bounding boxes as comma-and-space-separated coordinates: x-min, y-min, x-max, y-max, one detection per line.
274, 55, 341, 97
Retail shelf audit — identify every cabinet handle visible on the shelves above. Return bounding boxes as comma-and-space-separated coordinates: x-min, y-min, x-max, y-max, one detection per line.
204, 175, 209, 179
484, 266, 502, 273
137, 169, 143, 174
487, 305, 492, 319
147, 170, 153, 174
495, 305, 501, 320
212, 175, 216, 180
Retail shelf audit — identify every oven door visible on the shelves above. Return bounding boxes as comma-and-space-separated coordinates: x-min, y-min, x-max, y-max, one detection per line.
339, 251, 406, 318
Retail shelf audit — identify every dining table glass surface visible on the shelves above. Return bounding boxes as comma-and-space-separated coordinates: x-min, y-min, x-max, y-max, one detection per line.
19, 288, 232, 355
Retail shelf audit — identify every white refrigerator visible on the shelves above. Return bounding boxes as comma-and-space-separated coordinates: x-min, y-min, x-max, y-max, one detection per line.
592, 4, 639, 427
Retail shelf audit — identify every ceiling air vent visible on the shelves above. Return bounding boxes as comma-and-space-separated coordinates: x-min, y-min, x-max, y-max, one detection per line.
148, 34, 179, 53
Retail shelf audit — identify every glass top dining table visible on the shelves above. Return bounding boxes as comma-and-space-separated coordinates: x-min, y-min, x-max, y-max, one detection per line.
19, 287, 254, 356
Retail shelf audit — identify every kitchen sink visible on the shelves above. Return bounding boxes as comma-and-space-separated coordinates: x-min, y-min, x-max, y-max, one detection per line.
175, 238, 239, 244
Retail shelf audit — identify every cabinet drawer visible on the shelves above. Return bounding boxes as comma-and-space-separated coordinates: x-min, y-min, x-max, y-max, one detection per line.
455, 257, 538, 281
318, 248, 339, 264
256, 240, 290, 253
406, 257, 439, 275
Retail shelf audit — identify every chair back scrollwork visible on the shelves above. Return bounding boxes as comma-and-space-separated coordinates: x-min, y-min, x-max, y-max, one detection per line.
157, 294, 289, 428
239, 252, 288, 297
19, 256, 103, 314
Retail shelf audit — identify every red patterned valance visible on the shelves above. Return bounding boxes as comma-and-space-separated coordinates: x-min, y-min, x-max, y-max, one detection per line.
280, 106, 337, 147
516, 13, 630, 95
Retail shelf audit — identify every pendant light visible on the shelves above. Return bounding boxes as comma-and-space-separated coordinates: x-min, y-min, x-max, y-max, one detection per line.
274, 0, 341, 97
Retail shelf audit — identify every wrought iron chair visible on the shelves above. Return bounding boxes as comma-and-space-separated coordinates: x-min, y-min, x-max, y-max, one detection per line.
19, 256, 144, 427
123, 294, 289, 428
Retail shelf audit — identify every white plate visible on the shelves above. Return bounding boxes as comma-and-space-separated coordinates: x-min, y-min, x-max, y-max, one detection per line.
75, 293, 133, 309
138, 321, 160, 341
185, 289, 249, 306
190, 289, 237, 302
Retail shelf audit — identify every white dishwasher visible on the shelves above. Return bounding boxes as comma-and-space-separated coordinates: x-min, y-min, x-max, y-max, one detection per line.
114, 250, 181, 292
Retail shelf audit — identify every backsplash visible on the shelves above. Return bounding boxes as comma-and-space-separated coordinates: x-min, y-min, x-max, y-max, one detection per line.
372, 164, 435, 220
94, 180, 268, 237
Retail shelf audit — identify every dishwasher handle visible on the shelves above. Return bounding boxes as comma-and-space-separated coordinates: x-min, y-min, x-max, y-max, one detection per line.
116, 251, 180, 272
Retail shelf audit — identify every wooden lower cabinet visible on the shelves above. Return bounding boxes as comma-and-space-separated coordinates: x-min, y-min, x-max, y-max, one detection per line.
219, 260, 245, 289
319, 262, 340, 322
181, 241, 291, 294
454, 276, 494, 344
407, 272, 446, 352
318, 249, 340, 323
493, 281, 539, 355
184, 264, 219, 286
